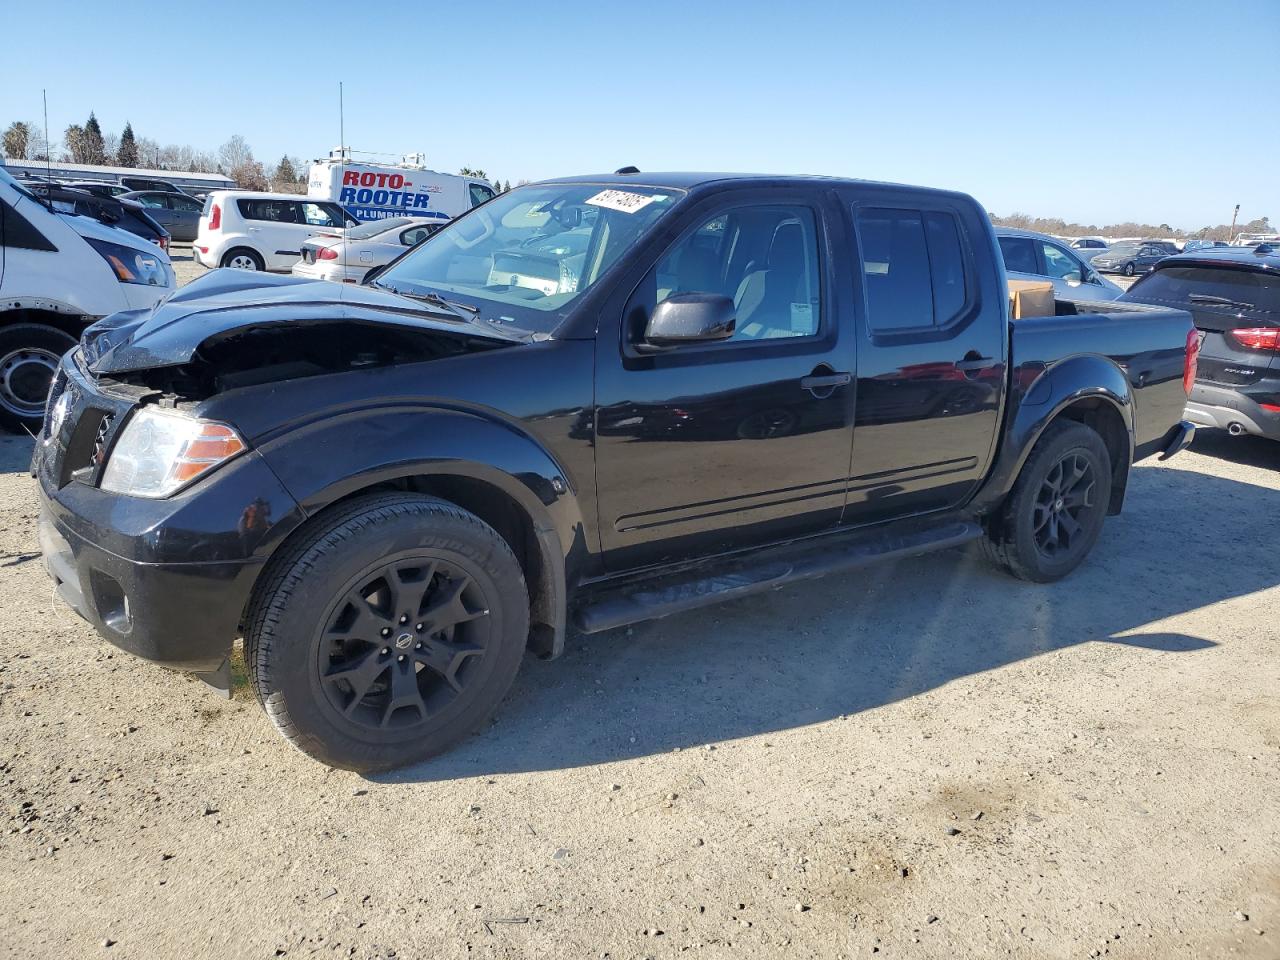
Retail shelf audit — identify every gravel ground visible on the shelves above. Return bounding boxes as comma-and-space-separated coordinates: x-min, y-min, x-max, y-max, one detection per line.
1, 255, 1274, 959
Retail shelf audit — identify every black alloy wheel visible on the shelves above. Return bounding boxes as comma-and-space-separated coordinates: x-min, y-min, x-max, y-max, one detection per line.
1031, 451, 1096, 561
979, 420, 1112, 583
316, 555, 492, 731
245, 493, 529, 772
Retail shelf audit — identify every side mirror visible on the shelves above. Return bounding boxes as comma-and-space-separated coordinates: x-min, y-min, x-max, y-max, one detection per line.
644, 293, 736, 346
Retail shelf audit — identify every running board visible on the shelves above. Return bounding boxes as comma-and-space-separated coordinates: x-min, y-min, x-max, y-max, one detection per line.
573, 519, 982, 634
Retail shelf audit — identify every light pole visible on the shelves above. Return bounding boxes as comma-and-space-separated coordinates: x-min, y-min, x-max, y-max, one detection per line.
1230, 204, 1240, 243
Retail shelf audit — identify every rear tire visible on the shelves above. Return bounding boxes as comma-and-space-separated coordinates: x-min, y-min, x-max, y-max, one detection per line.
0, 323, 76, 434
221, 247, 264, 271
980, 420, 1112, 583
244, 493, 529, 772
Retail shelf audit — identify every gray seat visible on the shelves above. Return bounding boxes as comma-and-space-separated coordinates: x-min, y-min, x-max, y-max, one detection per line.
734, 221, 807, 338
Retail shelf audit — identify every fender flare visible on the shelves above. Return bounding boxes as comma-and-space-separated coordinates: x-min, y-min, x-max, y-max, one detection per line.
254, 406, 587, 658
974, 355, 1135, 514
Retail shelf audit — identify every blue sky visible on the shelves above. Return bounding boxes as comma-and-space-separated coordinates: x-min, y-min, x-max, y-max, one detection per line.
2, 0, 1276, 229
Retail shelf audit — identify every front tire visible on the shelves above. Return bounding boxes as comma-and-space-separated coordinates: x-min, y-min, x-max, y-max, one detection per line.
1123, 262, 1136, 277
981, 420, 1112, 583
244, 493, 529, 772
0, 324, 76, 434
221, 247, 264, 271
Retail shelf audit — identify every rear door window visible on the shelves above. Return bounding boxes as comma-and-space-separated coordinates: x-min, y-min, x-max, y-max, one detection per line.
238, 199, 300, 223
855, 207, 971, 332
997, 236, 1039, 275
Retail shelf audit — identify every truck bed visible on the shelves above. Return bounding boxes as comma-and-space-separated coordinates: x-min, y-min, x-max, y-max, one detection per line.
1010, 297, 1194, 460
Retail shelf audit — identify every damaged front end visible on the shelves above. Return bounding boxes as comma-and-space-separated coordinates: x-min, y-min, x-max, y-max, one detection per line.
33, 272, 529, 683
78, 270, 522, 402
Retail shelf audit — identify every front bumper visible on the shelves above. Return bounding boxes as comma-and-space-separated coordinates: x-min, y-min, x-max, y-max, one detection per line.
36, 443, 305, 673
39, 502, 260, 672
1184, 381, 1280, 440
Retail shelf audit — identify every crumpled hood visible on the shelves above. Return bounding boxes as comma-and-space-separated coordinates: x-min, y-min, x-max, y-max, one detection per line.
82, 270, 521, 375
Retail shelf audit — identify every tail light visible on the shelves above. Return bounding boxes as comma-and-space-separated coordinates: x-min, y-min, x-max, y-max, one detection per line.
316, 247, 339, 261
1183, 327, 1200, 395
208, 203, 221, 230
1230, 327, 1280, 351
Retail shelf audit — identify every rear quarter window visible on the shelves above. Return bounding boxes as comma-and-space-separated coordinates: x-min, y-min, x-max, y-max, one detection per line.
0, 198, 57, 252
238, 199, 300, 223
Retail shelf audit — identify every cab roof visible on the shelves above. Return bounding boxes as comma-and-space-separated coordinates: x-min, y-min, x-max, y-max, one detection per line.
539, 171, 974, 202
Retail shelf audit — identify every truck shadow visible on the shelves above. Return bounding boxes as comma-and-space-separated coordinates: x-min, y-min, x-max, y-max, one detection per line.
382, 460, 1276, 783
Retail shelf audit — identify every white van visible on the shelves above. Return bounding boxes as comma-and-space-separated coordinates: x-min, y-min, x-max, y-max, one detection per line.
193, 192, 357, 272
0, 167, 174, 431
307, 152, 495, 224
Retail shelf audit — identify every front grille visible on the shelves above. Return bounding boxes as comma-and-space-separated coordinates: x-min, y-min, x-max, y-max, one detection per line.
35, 353, 136, 490
92, 413, 115, 467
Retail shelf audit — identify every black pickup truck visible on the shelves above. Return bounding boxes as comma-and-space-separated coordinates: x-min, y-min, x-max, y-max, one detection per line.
35, 173, 1197, 771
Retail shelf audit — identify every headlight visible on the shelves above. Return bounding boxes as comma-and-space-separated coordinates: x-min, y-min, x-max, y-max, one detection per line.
85, 238, 169, 287
101, 408, 246, 498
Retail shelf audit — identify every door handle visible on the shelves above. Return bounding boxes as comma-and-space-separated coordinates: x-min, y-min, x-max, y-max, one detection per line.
955, 356, 997, 372
800, 372, 851, 392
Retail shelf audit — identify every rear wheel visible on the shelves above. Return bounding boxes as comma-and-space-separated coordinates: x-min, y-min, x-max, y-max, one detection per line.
221, 247, 264, 271
981, 420, 1112, 582
244, 493, 529, 772
0, 324, 76, 434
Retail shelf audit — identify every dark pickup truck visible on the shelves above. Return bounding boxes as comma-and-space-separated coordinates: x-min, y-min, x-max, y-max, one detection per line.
35, 173, 1197, 771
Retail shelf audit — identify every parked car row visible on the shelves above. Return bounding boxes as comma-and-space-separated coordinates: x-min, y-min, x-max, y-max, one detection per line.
25, 182, 171, 251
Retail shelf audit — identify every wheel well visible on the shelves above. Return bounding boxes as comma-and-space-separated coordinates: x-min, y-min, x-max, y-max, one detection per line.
0, 307, 90, 340
272, 475, 560, 658
221, 246, 263, 266
1053, 398, 1130, 514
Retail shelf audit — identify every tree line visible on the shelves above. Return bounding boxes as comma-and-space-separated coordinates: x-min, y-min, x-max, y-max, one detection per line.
990, 210, 1273, 242
3, 114, 517, 197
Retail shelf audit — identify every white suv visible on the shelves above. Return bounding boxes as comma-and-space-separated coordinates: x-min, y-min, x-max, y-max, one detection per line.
194, 191, 356, 273
0, 168, 174, 431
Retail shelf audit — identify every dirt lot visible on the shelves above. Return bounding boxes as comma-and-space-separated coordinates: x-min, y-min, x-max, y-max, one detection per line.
2, 258, 1277, 960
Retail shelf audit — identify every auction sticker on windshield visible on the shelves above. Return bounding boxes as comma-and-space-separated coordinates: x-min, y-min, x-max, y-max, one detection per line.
585, 189, 658, 214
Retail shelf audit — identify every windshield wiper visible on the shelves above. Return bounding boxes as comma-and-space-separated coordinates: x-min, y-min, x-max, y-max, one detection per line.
1188, 293, 1255, 310
373, 282, 481, 323
376, 284, 481, 325
416, 290, 480, 317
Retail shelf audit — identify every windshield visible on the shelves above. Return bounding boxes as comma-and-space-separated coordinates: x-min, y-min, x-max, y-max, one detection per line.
374, 183, 683, 333
346, 217, 419, 240
1106, 243, 1139, 255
